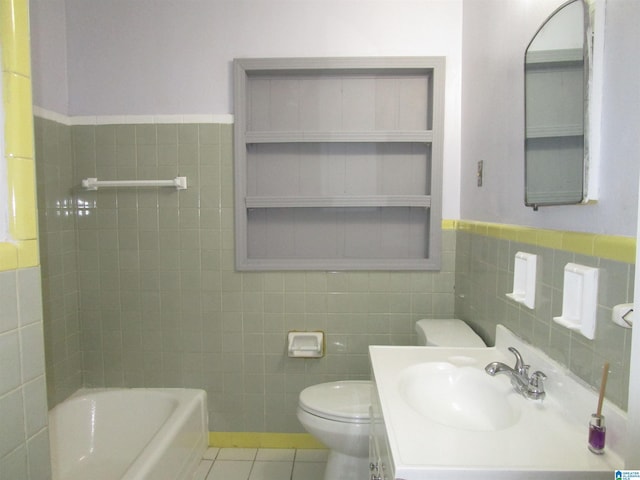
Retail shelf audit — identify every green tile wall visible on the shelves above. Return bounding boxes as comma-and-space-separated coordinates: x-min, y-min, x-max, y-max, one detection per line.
46, 119, 457, 432
34, 116, 81, 407
36, 116, 633, 431
455, 230, 633, 409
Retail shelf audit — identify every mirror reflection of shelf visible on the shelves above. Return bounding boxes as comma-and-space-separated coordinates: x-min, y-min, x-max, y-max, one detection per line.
524, 0, 603, 208
525, 47, 583, 65
526, 125, 582, 139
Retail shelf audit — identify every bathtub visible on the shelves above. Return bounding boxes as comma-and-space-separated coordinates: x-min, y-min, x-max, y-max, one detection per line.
48, 388, 208, 480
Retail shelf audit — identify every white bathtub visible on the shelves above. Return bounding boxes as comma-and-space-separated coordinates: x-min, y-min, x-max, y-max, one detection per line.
48, 388, 208, 480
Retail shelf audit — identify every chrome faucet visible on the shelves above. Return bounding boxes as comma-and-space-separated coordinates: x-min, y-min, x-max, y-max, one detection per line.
485, 347, 546, 400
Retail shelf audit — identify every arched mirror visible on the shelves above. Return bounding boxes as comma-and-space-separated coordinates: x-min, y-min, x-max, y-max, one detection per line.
524, 0, 592, 210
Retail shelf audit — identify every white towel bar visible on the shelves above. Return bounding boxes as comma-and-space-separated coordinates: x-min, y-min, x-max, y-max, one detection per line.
82, 177, 187, 190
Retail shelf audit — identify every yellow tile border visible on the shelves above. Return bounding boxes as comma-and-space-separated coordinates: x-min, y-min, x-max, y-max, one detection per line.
0, 0, 31, 77
209, 432, 325, 449
0, 242, 18, 270
449, 220, 636, 264
1, 0, 39, 272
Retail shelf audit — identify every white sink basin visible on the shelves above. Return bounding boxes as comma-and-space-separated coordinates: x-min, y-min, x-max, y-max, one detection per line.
398, 362, 520, 431
369, 325, 626, 479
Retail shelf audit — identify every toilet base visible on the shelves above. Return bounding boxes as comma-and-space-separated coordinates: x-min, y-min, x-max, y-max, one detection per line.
323, 450, 369, 480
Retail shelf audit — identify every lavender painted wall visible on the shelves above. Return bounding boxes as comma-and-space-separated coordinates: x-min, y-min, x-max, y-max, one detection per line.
30, 0, 464, 223
460, 0, 640, 237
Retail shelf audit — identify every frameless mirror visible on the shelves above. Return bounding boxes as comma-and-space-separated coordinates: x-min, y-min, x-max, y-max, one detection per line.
524, 0, 589, 210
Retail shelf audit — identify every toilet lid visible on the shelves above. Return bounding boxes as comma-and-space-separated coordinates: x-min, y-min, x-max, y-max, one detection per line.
418, 319, 486, 347
299, 381, 371, 423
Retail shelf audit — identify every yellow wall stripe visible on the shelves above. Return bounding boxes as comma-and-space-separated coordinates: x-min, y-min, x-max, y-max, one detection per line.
451, 220, 635, 264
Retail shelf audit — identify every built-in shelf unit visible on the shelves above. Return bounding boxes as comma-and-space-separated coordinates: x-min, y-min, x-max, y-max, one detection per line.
233, 57, 445, 270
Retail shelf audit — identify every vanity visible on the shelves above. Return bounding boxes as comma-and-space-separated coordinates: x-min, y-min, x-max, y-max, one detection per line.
368, 325, 625, 479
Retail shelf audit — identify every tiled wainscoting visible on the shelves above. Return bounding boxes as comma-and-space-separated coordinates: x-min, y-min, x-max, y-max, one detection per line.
34, 114, 635, 441
455, 222, 635, 409
34, 115, 458, 431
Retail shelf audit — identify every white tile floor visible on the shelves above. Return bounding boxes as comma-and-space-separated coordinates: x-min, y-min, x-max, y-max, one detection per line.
192, 448, 328, 480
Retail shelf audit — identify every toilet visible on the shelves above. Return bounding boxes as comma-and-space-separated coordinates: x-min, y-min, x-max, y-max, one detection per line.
296, 318, 485, 480
414, 318, 486, 348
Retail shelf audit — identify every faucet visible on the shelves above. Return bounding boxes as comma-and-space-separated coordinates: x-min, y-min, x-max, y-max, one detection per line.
485, 347, 547, 400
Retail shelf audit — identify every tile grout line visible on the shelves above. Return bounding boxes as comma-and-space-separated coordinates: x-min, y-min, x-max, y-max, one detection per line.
197, 448, 328, 480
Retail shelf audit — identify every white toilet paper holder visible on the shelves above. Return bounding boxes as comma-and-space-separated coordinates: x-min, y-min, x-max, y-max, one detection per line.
288, 331, 324, 358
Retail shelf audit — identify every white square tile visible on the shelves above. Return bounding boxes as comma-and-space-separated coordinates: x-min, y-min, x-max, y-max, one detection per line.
16, 268, 42, 326
294, 449, 329, 462
206, 460, 252, 480
292, 461, 326, 480
191, 460, 213, 480
19, 323, 46, 382
248, 461, 293, 480
217, 448, 258, 461
0, 390, 25, 461
0, 331, 21, 396
203, 447, 220, 460
0, 271, 18, 334
256, 448, 295, 462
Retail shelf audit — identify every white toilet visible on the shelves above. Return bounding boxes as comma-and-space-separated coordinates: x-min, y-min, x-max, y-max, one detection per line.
296, 318, 485, 480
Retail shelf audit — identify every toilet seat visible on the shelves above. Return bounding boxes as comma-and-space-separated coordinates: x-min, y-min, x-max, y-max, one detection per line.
298, 381, 370, 424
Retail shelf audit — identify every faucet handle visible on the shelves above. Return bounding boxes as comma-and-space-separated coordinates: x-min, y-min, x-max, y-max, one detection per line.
529, 370, 546, 384
508, 347, 525, 373
528, 371, 547, 399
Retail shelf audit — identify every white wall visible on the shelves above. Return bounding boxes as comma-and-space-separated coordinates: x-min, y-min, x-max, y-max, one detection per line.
30, 0, 640, 233
30, 0, 463, 220
29, 0, 68, 115
460, 0, 640, 237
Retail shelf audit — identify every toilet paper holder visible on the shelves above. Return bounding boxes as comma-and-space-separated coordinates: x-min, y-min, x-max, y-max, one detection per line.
288, 331, 324, 358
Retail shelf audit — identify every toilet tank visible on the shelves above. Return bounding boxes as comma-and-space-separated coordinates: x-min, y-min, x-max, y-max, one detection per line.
415, 319, 486, 348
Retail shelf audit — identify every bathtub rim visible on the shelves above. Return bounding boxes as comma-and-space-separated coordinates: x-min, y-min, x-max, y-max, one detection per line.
48, 387, 208, 480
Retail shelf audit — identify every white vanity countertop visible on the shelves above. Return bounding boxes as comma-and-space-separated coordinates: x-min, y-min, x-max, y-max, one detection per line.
369, 325, 626, 480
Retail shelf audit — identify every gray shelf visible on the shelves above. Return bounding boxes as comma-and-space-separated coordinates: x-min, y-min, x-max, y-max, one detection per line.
245, 131, 433, 143
245, 195, 432, 209
234, 56, 445, 271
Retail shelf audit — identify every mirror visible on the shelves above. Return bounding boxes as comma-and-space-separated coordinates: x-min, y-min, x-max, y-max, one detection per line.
524, 0, 589, 210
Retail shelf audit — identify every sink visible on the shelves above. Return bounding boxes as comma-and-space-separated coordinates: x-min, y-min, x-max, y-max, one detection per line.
398, 362, 520, 431
370, 327, 625, 478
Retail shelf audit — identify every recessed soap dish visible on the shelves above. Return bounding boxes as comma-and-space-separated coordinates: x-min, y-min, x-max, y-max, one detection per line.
506, 252, 537, 309
287, 331, 324, 358
553, 263, 599, 340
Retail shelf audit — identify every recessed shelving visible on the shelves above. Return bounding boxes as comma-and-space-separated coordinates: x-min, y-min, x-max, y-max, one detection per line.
234, 56, 445, 270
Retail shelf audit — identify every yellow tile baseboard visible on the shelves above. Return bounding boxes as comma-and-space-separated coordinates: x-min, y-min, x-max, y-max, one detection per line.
209, 432, 326, 449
